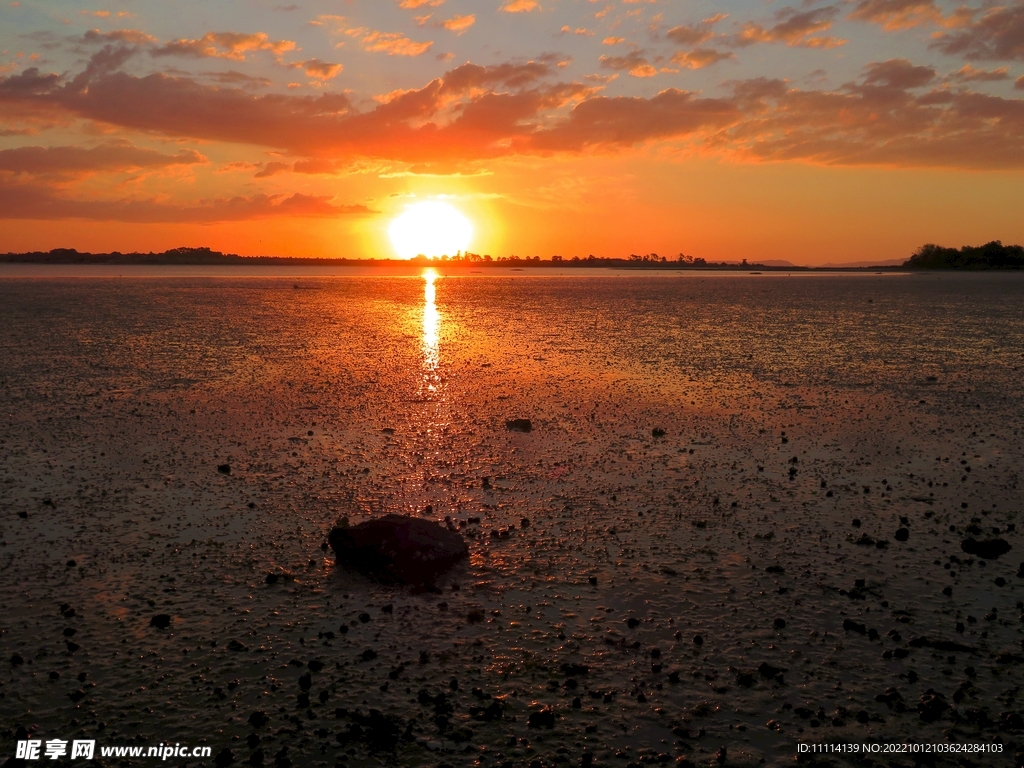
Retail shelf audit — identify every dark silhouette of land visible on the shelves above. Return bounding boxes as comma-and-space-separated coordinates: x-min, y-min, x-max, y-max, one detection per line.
903, 241, 1024, 270
3, 242, 1021, 269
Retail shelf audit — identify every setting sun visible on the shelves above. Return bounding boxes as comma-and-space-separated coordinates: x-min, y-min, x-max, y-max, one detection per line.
388, 201, 473, 260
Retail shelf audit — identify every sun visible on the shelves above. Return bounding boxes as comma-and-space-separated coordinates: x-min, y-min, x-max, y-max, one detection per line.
389, 201, 473, 260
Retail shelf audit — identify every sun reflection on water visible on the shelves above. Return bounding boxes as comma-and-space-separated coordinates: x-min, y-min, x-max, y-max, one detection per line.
421, 268, 440, 395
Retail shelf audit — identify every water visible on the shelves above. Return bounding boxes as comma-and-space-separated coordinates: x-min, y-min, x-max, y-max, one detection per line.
1, 271, 1021, 767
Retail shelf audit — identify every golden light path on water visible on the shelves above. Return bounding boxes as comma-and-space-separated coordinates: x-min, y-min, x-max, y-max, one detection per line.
421, 267, 440, 397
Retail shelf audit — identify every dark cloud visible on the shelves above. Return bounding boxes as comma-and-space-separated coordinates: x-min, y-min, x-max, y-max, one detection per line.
930, 3, 1024, 61
860, 58, 936, 89
846, 0, 945, 30
0, 142, 205, 176
0, 180, 373, 222
598, 51, 657, 77
732, 6, 845, 48
671, 48, 735, 69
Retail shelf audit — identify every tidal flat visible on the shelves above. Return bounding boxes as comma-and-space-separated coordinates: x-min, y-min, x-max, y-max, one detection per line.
1, 271, 1022, 768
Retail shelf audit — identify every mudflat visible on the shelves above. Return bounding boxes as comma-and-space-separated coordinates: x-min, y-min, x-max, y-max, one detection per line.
1, 271, 1022, 767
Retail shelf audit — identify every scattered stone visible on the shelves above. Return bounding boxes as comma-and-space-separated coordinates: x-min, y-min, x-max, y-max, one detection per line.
693, 634, 703, 646
329, 515, 469, 584
773, 618, 786, 630
917, 690, 949, 722
217, 464, 231, 475
527, 707, 556, 728
149, 614, 172, 629
227, 640, 248, 652
908, 636, 975, 654
895, 528, 909, 542
843, 619, 867, 635
66, 559, 76, 567
505, 418, 532, 433
214, 748, 235, 767
652, 428, 666, 438
248, 711, 269, 728
10, 653, 24, 666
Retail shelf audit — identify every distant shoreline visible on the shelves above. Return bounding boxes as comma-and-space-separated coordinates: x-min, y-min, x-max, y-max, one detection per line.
4, 241, 1022, 269
0, 248, 900, 271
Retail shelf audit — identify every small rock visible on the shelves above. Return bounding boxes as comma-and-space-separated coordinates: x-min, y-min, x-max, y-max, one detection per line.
149, 614, 172, 629
217, 464, 231, 475
693, 634, 703, 646
214, 748, 235, 767
895, 528, 909, 542
652, 428, 666, 438
773, 618, 786, 630
505, 418, 532, 433
66, 559, 77, 567
10, 653, 24, 666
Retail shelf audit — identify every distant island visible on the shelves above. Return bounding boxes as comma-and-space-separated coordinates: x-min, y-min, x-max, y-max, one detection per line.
904, 241, 1024, 270
2, 243, 1021, 269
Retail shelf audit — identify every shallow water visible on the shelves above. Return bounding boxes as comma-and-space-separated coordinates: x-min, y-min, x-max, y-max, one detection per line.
1, 272, 1022, 768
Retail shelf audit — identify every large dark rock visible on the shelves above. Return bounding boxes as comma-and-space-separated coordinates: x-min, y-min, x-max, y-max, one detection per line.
329, 514, 468, 584
960, 538, 1011, 560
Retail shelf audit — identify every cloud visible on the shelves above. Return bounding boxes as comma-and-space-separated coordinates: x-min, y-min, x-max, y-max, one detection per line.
0, 142, 205, 176
4, 53, 1024, 171
301, 58, 343, 79
846, 0, 972, 30
0, 181, 374, 222
599, 51, 658, 77
350, 29, 433, 56
671, 48, 735, 69
530, 88, 740, 151
930, 3, 1024, 61
733, 6, 846, 48
83, 28, 157, 45
950, 63, 1010, 82
399, 0, 443, 7
152, 31, 296, 61
441, 14, 475, 34
500, 0, 539, 12
1017, 75, 1024, 89
665, 24, 714, 47
860, 58, 936, 88
602, 37, 625, 45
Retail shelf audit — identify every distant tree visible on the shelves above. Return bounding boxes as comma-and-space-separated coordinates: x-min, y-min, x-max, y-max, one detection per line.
551, 254, 563, 262
905, 241, 1024, 269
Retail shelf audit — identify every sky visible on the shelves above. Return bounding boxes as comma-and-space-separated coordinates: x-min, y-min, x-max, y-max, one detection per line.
1, 0, 1023, 264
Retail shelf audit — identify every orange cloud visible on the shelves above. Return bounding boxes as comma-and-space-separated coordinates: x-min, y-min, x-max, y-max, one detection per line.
301, 58, 343, 79
500, 0, 539, 13
846, 0, 971, 31
950, 63, 1010, 82
4, 54, 1024, 171
153, 31, 296, 61
441, 14, 475, 34
399, 0, 443, 7
350, 29, 433, 56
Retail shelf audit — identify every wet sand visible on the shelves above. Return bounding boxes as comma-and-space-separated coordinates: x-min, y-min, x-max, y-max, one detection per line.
1, 272, 1022, 768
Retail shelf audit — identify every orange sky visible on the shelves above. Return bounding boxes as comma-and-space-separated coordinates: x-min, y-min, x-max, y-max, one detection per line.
2, 0, 1023, 264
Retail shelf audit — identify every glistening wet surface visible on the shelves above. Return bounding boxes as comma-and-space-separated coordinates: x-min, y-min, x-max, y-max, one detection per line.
1, 271, 1022, 768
